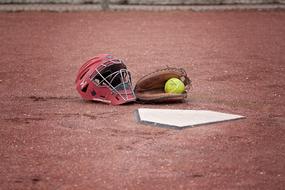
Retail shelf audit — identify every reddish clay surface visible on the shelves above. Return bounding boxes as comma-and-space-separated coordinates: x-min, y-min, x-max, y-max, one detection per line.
0, 10, 284, 190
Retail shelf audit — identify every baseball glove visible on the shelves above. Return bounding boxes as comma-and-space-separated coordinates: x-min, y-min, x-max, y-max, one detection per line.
134, 67, 191, 103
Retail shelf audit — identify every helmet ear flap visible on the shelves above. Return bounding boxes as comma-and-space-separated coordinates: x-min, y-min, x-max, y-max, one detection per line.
81, 83, 89, 92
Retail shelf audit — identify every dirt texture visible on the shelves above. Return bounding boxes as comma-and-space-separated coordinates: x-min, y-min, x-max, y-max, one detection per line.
0, 10, 284, 190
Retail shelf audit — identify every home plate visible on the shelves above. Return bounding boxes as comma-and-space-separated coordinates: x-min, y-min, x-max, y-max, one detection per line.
135, 108, 245, 129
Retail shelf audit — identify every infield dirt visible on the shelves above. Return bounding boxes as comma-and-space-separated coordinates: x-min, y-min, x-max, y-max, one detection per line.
0, 10, 284, 189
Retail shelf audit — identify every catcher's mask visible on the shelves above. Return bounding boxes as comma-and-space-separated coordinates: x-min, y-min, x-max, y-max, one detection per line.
75, 54, 136, 105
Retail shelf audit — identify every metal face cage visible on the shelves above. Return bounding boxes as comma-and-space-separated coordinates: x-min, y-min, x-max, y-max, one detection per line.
91, 59, 135, 101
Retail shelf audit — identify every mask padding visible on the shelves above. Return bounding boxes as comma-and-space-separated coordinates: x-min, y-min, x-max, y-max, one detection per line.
94, 63, 124, 86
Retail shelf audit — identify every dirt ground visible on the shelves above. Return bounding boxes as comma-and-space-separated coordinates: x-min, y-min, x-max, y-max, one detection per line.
0, 10, 284, 190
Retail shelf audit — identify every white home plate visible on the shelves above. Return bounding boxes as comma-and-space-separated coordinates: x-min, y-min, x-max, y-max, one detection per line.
135, 108, 245, 129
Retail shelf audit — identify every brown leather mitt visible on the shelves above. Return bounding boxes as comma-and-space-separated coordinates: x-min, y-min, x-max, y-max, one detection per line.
134, 67, 191, 103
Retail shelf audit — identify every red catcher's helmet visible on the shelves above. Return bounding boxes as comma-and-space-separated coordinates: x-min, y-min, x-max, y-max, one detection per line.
75, 54, 136, 105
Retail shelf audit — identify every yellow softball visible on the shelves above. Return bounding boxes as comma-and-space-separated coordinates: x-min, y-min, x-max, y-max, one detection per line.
164, 78, 185, 94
